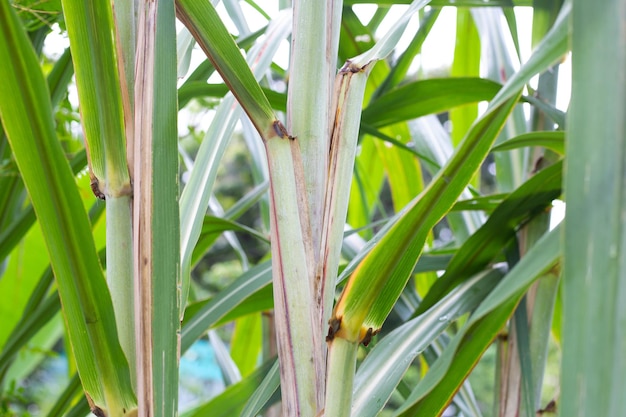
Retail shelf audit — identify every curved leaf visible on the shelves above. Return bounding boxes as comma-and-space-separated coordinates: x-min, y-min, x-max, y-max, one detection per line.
492, 130, 564, 154
363, 78, 502, 128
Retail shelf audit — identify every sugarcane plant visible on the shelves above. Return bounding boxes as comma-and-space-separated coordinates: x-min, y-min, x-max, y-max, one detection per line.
1, 0, 625, 416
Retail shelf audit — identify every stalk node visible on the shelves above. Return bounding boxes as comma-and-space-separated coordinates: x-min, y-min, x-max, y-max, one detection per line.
90, 175, 106, 200
326, 316, 342, 342
360, 327, 378, 347
340, 60, 369, 74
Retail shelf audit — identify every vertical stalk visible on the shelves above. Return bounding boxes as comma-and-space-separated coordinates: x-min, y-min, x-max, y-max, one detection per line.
324, 338, 358, 417
134, 1, 179, 416
107, 195, 135, 389
562, 0, 626, 416
288, 0, 332, 254
265, 136, 319, 417
282, 0, 343, 412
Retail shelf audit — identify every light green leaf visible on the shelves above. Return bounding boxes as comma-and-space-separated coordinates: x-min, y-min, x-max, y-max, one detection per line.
333, 94, 520, 342
417, 161, 562, 314
181, 359, 276, 417
491, 131, 564, 155
240, 360, 280, 417
351, 268, 504, 417
181, 261, 272, 353
362, 78, 502, 128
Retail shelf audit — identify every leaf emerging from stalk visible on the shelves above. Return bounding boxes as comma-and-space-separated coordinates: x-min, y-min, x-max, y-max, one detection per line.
330, 93, 520, 345
175, 0, 282, 140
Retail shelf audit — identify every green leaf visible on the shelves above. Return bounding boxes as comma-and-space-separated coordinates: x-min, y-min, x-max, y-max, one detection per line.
178, 82, 287, 112
175, 0, 279, 139
333, 93, 520, 342
394, 225, 561, 416
362, 78, 502, 128
451, 193, 508, 213
450, 9, 481, 147
416, 161, 562, 314
231, 314, 262, 377
491, 130, 564, 154
372, 7, 440, 100
240, 360, 280, 417
46, 374, 83, 417
351, 268, 504, 417
0, 3, 135, 414
490, 1, 570, 109
181, 359, 277, 417
181, 261, 272, 353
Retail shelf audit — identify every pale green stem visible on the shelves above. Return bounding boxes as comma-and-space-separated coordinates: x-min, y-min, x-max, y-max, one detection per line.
288, 0, 332, 256
324, 338, 358, 417
106, 195, 136, 389
265, 136, 318, 416
320, 64, 369, 356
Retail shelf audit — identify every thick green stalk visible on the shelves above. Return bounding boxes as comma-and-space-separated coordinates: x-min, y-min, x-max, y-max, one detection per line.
265, 136, 318, 417
106, 195, 135, 389
285, 0, 343, 411
288, 0, 331, 254
320, 62, 370, 368
324, 338, 358, 417
134, 1, 180, 416
562, 0, 626, 415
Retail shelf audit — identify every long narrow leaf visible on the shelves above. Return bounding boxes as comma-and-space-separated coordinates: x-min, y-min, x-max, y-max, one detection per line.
0, 3, 135, 415
333, 94, 520, 342
175, 0, 279, 139
395, 225, 561, 416
351, 268, 504, 417
416, 161, 562, 314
